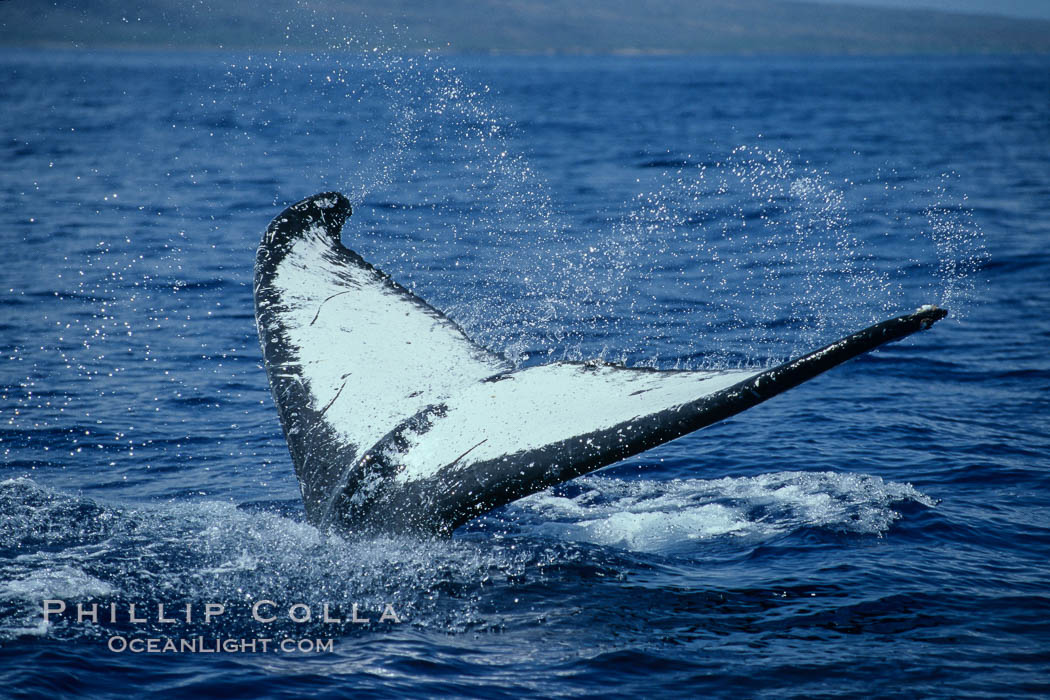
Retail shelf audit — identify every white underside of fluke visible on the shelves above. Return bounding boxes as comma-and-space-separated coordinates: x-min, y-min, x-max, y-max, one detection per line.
271, 224, 509, 453
267, 222, 758, 484
390, 363, 758, 483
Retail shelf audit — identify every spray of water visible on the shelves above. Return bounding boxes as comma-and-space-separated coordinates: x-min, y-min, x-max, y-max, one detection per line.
220, 12, 986, 369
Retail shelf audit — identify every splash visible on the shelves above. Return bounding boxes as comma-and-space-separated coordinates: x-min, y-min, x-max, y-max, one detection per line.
217, 13, 987, 369
0, 468, 934, 641
922, 173, 988, 311
0, 477, 588, 642
515, 472, 935, 553
568, 146, 987, 368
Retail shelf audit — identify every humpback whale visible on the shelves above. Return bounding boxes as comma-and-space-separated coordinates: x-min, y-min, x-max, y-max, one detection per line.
254, 192, 947, 535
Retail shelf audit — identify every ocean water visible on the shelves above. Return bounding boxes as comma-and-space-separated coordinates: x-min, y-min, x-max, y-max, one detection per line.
1, 44, 1048, 698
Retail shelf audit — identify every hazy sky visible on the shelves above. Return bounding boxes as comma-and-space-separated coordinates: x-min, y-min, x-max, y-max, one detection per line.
818, 0, 1050, 20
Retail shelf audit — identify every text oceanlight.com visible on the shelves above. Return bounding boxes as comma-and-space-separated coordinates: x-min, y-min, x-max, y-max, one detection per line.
107, 636, 335, 654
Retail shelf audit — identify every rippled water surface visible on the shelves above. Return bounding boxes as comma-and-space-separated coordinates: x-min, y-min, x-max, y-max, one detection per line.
1, 46, 1048, 697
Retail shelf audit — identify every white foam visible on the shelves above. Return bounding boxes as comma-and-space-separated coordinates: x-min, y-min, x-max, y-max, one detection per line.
517, 471, 934, 552
0, 479, 568, 638
1, 566, 116, 601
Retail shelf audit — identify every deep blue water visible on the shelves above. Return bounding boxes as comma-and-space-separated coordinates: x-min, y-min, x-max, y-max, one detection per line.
1, 45, 1049, 697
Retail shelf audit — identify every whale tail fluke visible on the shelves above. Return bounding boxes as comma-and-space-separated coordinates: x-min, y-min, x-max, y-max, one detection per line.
254, 192, 947, 535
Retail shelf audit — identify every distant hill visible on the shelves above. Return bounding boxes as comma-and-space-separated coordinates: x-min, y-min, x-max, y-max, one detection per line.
2, 0, 1049, 53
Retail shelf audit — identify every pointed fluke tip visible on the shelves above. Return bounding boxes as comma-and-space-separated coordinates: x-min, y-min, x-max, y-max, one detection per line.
292, 191, 352, 230
262, 192, 353, 252
913, 304, 948, 329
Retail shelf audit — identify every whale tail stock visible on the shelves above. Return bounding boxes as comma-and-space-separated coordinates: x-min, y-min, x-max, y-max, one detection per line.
254, 192, 947, 535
